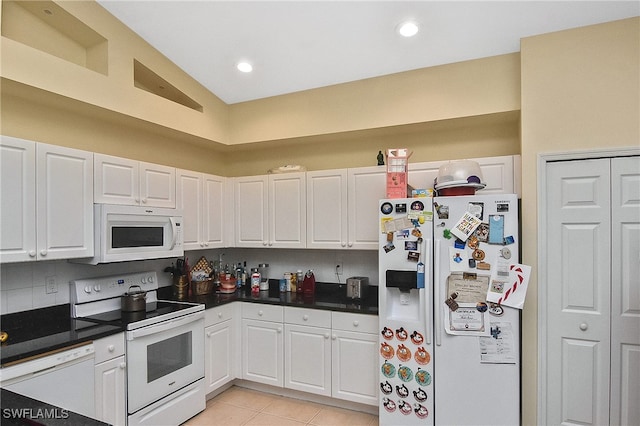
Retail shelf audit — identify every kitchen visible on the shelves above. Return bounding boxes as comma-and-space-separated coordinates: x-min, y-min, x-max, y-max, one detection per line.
1, 1, 639, 425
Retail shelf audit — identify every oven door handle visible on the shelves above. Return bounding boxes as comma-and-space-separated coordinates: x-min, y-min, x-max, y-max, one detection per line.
127, 311, 204, 340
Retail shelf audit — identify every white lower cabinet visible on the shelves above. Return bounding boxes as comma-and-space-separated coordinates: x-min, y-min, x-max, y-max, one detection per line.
241, 304, 284, 387
331, 312, 379, 406
204, 304, 235, 394
237, 303, 378, 406
284, 307, 332, 396
94, 333, 126, 426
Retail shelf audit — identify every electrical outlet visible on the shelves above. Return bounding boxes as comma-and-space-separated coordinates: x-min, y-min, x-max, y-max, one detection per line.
45, 276, 58, 294
335, 261, 343, 276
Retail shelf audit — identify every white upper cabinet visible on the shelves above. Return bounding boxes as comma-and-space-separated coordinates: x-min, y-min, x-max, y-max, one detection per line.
177, 170, 226, 250
408, 155, 521, 196
234, 173, 306, 248
307, 166, 385, 250
94, 153, 176, 208
1, 137, 94, 262
347, 166, 387, 250
1, 136, 37, 262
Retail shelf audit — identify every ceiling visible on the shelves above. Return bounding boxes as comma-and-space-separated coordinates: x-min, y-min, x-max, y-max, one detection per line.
96, 1, 639, 105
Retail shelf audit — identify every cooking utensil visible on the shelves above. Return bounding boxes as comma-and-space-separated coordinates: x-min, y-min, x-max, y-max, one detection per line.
121, 285, 147, 312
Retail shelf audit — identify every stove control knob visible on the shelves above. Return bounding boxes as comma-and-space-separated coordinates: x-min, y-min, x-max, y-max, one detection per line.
84, 286, 92, 294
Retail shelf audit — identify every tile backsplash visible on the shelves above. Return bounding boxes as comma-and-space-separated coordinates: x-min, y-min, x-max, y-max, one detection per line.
0, 249, 378, 314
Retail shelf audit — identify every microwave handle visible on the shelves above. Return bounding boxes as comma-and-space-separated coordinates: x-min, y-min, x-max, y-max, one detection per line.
169, 217, 178, 250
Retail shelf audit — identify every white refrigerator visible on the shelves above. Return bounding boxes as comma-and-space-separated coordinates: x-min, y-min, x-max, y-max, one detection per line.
378, 194, 520, 425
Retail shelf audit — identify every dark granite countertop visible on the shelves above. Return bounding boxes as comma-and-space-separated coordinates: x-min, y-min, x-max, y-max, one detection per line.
0, 389, 108, 426
158, 279, 379, 315
0, 305, 124, 367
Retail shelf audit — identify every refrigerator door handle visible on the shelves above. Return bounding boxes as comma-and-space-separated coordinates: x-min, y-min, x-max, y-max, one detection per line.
424, 238, 432, 346
434, 239, 442, 346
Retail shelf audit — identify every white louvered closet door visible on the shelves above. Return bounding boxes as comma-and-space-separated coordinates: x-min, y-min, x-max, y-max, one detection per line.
544, 156, 639, 426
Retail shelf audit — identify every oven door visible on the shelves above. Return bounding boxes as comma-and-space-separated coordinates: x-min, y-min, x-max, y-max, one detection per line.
126, 311, 204, 413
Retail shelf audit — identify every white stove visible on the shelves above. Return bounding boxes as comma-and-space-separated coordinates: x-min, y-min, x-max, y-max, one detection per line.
71, 271, 205, 426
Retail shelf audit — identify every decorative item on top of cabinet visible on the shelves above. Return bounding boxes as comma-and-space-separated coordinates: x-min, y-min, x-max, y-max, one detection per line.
94, 153, 176, 208
1, 136, 94, 262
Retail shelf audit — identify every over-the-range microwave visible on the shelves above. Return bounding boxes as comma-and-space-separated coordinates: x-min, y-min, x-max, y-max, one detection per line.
74, 204, 183, 264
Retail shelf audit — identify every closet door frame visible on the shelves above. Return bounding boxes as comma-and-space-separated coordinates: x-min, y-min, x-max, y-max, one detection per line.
537, 146, 640, 423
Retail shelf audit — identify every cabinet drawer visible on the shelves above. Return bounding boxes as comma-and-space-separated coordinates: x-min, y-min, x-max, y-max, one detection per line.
332, 312, 378, 334
284, 307, 331, 328
94, 332, 125, 364
242, 303, 283, 322
205, 303, 235, 327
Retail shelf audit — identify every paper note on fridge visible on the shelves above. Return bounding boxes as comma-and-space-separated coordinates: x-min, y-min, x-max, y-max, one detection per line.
450, 211, 483, 241
486, 263, 532, 309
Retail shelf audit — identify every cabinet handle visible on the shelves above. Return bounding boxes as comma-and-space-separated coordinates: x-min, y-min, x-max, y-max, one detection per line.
218, 312, 223, 318
108, 345, 115, 352
353, 320, 359, 327
324, 333, 330, 339
277, 327, 282, 333
303, 315, 309, 321
332, 334, 337, 340
119, 362, 126, 369
29, 250, 36, 257
207, 331, 213, 337
258, 310, 263, 316
142, 198, 147, 204
348, 242, 353, 247
40, 250, 47, 256
341, 242, 346, 247
579, 323, 588, 331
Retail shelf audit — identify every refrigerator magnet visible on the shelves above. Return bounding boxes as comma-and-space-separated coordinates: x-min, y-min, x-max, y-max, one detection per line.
407, 251, 420, 262
380, 381, 393, 395
413, 388, 428, 402
381, 361, 396, 378
434, 203, 449, 219
395, 203, 407, 213
488, 215, 505, 244
474, 223, 490, 242
380, 202, 393, 215
396, 384, 409, 398
451, 211, 483, 241
468, 202, 484, 219
415, 403, 429, 419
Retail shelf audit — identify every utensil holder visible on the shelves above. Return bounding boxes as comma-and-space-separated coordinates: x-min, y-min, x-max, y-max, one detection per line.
173, 275, 189, 299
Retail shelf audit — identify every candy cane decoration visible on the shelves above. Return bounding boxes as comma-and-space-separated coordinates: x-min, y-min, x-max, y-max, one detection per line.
498, 265, 524, 305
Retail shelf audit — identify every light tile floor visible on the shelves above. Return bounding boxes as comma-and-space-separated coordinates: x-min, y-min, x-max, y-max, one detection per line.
183, 386, 378, 426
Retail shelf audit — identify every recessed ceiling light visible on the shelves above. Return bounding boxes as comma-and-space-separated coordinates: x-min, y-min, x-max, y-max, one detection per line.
397, 21, 419, 37
237, 62, 253, 73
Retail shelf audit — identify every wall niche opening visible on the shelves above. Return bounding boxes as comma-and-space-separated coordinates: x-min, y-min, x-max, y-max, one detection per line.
2, 0, 108, 75
133, 60, 203, 112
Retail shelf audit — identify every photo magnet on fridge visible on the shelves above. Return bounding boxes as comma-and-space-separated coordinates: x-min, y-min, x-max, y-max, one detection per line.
451, 211, 483, 241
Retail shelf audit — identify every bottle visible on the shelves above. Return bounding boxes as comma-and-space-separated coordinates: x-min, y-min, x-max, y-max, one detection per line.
290, 272, 297, 293
284, 272, 292, 292
251, 268, 260, 295
236, 263, 243, 288
242, 261, 247, 287
296, 270, 303, 293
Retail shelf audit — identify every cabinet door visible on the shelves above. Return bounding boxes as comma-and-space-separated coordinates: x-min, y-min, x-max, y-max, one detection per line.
202, 174, 226, 248
284, 323, 331, 396
177, 170, 203, 251
37, 144, 93, 260
235, 176, 268, 247
331, 330, 378, 406
205, 320, 234, 394
94, 154, 139, 205
139, 162, 176, 208
95, 356, 127, 426
306, 169, 347, 249
241, 319, 283, 386
347, 166, 386, 250
0, 136, 36, 262
269, 173, 306, 248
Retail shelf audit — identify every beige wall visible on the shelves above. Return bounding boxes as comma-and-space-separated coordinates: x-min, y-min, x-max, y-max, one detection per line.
519, 17, 639, 426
